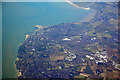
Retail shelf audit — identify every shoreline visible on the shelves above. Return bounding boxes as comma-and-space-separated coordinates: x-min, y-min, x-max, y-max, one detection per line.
14, 62, 18, 78
72, 9, 96, 25
14, 34, 29, 78
65, 0, 90, 10
79, 9, 97, 22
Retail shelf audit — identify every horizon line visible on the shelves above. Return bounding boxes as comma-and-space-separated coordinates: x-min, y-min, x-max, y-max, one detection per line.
1, 0, 119, 2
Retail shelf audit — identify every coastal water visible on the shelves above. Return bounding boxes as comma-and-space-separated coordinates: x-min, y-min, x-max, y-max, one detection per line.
2, 2, 91, 78
0, 2, 2, 79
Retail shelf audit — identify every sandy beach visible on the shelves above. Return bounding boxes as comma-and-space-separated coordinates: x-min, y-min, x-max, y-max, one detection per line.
25, 34, 29, 40
65, 0, 90, 10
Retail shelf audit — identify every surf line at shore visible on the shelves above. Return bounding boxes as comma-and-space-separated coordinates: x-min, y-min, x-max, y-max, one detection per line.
65, 0, 90, 10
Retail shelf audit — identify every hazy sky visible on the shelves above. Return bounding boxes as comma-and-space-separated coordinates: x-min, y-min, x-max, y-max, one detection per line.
2, 0, 119, 2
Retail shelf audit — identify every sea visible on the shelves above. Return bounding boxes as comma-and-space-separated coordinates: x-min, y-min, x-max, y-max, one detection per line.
2, 2, 92, 78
